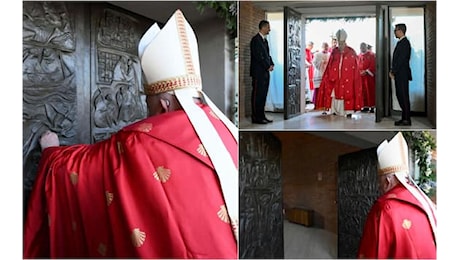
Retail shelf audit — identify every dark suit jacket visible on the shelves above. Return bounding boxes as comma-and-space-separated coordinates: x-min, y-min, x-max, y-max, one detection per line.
250, 33, 274, 78
391, 36, 412, 81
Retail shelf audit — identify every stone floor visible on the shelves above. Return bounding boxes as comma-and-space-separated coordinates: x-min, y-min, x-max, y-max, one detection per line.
239, 109, 435, 131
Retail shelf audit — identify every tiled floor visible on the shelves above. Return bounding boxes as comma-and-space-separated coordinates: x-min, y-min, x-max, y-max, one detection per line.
239, 109, 435, 131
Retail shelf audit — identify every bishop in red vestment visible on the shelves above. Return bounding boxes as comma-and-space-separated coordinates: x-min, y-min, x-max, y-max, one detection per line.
315, 29, 362, 116
358, 42, 376, 112
357, 133, 437, 259
23, 9, 238, 259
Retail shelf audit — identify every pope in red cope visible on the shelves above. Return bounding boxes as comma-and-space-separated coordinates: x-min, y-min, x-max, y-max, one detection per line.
358, 132, 437, 259
315, 29, 362, 117
23, 9, 238, 259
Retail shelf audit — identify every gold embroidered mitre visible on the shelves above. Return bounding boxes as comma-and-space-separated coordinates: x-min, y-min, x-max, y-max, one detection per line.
377, 132, 409, 176
138, 9, 202, 95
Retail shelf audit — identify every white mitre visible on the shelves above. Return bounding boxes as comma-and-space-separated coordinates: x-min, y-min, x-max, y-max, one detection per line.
336, 28, 348, 42
138, 23, 160, 59
376, 132, 437, 243
137, 9, 238, 241
139, 10, 201, 94
377, 132, 409, 176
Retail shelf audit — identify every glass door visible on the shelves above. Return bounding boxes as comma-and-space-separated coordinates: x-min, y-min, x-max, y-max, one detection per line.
389, 7, 426, 114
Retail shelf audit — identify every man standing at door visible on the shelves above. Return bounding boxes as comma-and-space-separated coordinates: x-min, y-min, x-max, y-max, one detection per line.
390, 23, 412, 126
357, 132, 436, 259
250, 20, 274, 124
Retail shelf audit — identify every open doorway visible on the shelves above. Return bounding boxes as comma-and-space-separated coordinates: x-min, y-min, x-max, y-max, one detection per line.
304, 17, 376, 117
390, 7, 426, 115
239, 1, 436, 130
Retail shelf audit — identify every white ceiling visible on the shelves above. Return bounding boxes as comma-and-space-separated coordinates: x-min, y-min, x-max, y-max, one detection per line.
250, 1, 434, 17
251, 1, 377, 17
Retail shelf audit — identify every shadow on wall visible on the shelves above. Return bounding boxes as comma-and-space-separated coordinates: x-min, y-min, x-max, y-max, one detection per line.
313, 212, 325, 229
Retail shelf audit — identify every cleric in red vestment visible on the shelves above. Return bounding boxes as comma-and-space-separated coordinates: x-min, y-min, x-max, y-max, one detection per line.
305, 41, 315, 102
357, 132, 437, 259
23, 9, 238, 259
315, 29, 362, 117
358, 42, 376, 113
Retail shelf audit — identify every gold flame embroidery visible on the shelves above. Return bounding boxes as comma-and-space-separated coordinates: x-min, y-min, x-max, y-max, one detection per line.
70, 172, 78, 185
217, 205, 230, 223
98, 243, 107, 256
105, 191, 114, 206
131, 228, 146, 247
137, 123, 152, 133
197, 144, 208, 157
402, 219, 412, 229
153, 166, 171, 183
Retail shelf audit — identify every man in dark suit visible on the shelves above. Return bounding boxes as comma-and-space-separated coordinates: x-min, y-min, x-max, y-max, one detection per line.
390, 23, 412, 126
250, 20, 274, 124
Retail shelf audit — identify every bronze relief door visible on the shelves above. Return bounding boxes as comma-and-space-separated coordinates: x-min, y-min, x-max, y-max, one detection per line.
283, 7, 303, 120
337, 147, 380, 258
239, 132, 283, 259
89, 4, 151, 142
23, 1, 152, 215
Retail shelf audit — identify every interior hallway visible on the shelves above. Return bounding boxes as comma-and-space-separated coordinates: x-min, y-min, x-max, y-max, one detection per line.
239, 109, 434, 130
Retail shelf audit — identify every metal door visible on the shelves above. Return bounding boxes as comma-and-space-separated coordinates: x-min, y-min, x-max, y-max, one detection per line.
337, 147, 380, 258
23, 1, 152, 217
283, 7, 303, 120
239, 132, 283, 259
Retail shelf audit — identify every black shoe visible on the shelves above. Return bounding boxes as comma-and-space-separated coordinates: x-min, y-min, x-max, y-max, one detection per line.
346, 113, 352, 118
263, 118, 273, 123
252, 119, 268, 124
369, 108, 375, 113
361, 107, 369, 112
395, 120, 411, 126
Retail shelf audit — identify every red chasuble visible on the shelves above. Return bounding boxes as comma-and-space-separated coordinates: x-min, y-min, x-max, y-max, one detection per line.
358, 184, 436, 259
315, 46, 363, 111
358, 51, 376, 107
23, 104, 237, 259
305, 48, 314, 90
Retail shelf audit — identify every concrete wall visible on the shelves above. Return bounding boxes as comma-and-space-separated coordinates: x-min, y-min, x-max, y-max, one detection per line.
273, 132, 361, 234
196, 17, 236, 120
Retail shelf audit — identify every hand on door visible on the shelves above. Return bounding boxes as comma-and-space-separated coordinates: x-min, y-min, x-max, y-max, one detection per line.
389, 71, 395, 79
